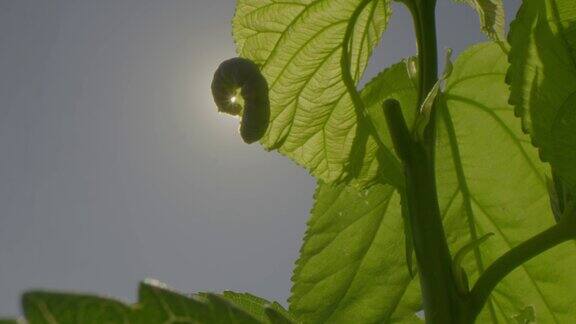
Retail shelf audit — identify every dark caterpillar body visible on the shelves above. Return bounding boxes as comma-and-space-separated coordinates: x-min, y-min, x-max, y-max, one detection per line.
211, 58, 270, 144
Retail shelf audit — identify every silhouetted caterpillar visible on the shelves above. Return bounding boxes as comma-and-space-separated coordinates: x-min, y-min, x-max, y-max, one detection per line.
211, 58, 270, 144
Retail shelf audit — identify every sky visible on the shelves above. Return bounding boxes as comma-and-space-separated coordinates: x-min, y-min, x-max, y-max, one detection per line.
0, 0, 520, 317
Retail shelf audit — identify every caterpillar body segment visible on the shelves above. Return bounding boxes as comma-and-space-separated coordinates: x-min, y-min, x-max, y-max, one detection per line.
211, 58, 270, 144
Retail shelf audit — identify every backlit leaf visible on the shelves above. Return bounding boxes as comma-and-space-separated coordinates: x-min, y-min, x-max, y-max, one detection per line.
289, 182, 422, 323
453, 0, 506, 43
438, 42, 576, 322
507, 0, 576, 190
20, 280, 293, 324
232, 0, 394, 183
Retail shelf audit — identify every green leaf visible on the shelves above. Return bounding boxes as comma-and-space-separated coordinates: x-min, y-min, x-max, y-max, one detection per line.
20, 280, 293, 324
507, 0, 576, 190
290, 43, 576, 322
453, 0, 506, 43
264, 308, 297, 324
438, 42, 576, 322
222, 291, 297, 323
135, 282, 259, 324
232, 0, 393, 183
513, 306, 536, 324
288, 58, 422, 322
23, 290, 132, 324
289, 182, 422, 323
352, 58, 419, 186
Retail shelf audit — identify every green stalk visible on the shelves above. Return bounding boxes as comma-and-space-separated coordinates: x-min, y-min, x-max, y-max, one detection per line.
389, 2, 576, 323
387, 0, 466, 322
385, 98, 463, 323
404, 150, 462, 324
467, 221, 576, 321
408, 0, 438, 107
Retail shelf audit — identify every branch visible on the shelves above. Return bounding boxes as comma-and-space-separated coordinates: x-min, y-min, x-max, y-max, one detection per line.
383, 99, 412, 162
467, 222, 576, 321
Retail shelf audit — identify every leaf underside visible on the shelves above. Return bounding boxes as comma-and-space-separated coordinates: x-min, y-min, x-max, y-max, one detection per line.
290, 43, 576, 323
438, 42, 576, 323
232, 0, 397, 185
507, 0, 576, 190
289, 182, 422, 323
17, 281, 293, 324
350, 59, 418, 187
289, 59, 423, 323
453, 0, 506, 42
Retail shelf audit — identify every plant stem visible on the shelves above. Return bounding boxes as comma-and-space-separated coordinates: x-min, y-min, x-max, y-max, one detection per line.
467, 222, 576, 321
404, 144, 462, 323
390, 1, 467, 322
385, 100, 463, 324
409, 0, 438, 107
390, 2, 576, 323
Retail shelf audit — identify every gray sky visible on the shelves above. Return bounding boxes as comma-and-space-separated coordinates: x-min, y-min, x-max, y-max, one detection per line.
0, 0, 519, 317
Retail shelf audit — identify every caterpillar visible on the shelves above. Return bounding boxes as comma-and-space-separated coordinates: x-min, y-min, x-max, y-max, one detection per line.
211, 57, 270, 144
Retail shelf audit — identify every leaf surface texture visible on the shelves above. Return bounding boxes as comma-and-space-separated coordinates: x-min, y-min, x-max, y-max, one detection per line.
20, 281, 293, 324
290, 182, 422, 323
438, 42, 576, 322
233, 0, 394, 183
508, 0, 576, 189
